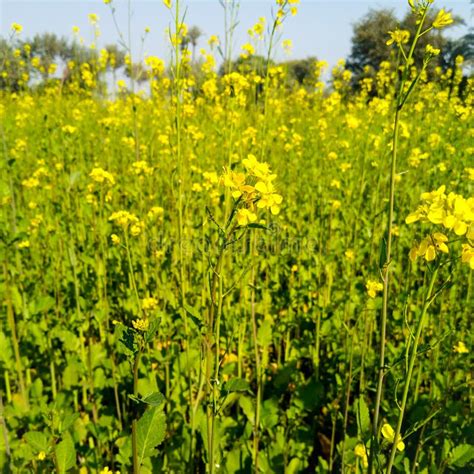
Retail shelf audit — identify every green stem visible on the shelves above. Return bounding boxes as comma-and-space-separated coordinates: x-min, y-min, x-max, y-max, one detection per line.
386, 266, 439, 473
132, 347, 143, 474
249, 235, 262, 473
370, 8, 430, 471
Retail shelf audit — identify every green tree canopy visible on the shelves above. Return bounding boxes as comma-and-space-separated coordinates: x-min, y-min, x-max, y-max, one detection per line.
347, 8, 465, 83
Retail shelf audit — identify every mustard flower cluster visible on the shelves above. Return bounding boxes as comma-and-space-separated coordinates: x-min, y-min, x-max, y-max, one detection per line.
406, 186, 474, 267
109, 210, 145, 237
222, 154, 283, 227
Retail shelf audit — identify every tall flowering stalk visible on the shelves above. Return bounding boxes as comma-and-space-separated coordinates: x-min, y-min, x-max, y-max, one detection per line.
384, 188, 472, 472
203, 157, 282, 473
370, 0, 453, 470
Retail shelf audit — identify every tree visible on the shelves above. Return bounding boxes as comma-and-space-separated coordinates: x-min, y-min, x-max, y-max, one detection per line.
346, 8, 463, 84
218, 54, 274, 77
28, 33, 70, 79
441, 30, 474, 71
282, 57, 318, 85
347, 9, 397, 78
186, 26, 203, 62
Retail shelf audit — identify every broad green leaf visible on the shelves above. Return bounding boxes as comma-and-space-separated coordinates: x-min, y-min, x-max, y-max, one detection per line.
137, 406, 166, 466
55, 435, 76, 473
144, 317, 161, 343
183, 304, 203, 330
224, 378, 250, 393
24, 431, 49, 453
257, 319, 272, 347
142, 392, 165, 407
449, 444, 474, 468
356, 397, 370, 437
59, 413, 79, 434
286, 457, 301, 474
261, 398, 279, 430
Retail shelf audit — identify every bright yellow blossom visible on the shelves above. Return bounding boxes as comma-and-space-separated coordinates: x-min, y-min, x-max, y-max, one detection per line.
11, 23, 23, 33
236, 209, 257, 226
366, 280, 383, 298
432, 9, 453, 29
354, 443, 368, 468
453, 341, 469, 354
381, 423, 405, 452
386, 29, 410, 46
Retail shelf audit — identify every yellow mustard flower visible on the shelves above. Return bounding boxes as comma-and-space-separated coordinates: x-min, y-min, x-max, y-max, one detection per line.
381, 423, 405, 452
453, 341, 468, 354
142, 297, 158, 311
386, 29, 410, 46
432, 9, 453, 29
461, 244, 474, 269
409, 233, 449, 262
236, 209, 257, 227
132, 319, 150, 332
11, 23, 23, 33
366, 280, 383, 298
354, 443, 368, 468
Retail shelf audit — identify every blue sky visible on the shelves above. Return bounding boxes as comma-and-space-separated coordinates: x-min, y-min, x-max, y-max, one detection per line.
1, 1, 472, 68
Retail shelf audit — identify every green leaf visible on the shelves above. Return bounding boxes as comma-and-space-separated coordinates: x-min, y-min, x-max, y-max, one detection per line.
356, 397, 370, 437
183, 304, 203, 330
142, 392, 165, 407
379, 237, 387, 270
55, 435, 76, 473
118, 326, 138, 356
257, 319, 272, 347
24, 431, 49, 453
59, 413, 79, 434
247, 223, 269, 230
137, 406, 166, 466
129, 392, 165, 407
224, 378, 250, 393
449, 444, 474, 468
261, 398, 279, 430
286, 457, 301, 474
144, 317, 161, 343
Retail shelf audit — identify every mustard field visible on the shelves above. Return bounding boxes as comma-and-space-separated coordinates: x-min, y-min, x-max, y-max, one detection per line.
0, 1, 473, 473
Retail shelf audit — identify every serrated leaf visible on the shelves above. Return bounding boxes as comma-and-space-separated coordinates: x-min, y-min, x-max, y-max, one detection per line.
55, 435, 76, 473
144, 317, 161, 343
450, 444, 474, 467
24, 431, 49, 453
224, 378, 250, 393
142, 392, 165, 407
129, 392, 165, 407
137, 406, 166, 466
59, 413, 79, 434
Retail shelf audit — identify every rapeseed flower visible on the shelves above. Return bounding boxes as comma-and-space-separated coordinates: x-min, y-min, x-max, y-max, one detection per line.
381, 423, 405, 452
386, 30, 410, 46
354, 443, 368, 468
453, 341, 469, 354
237, 209, 257, 226
366, 280, 383, 298
409, 233, 449, 262
133, 318, 150, 332
432, 9, 453, 29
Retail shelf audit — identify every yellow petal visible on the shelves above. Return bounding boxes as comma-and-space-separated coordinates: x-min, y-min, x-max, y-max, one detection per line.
425, 245, 436, 261
381, 423, 395, 442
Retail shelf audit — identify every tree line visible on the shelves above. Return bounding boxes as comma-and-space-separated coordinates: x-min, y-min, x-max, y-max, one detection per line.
0, 7, 472, 92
